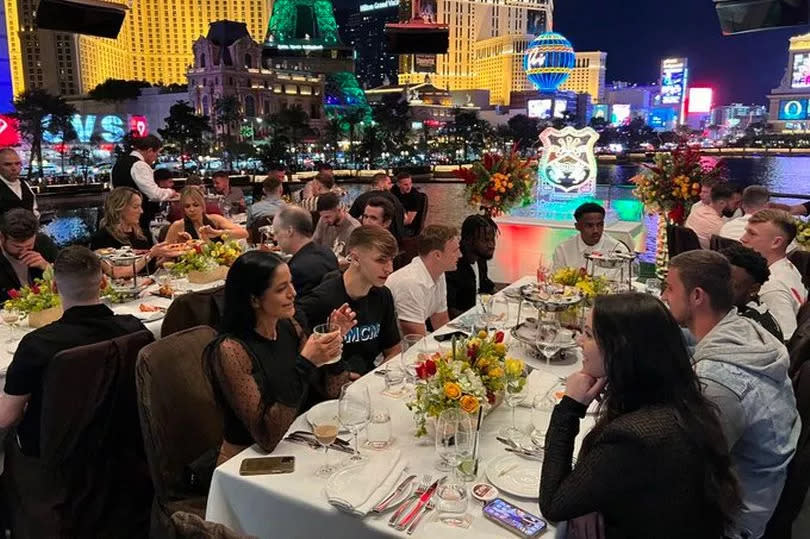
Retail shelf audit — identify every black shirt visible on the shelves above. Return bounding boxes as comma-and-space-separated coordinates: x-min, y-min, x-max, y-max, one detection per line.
288, 241, 338, 298
0, 177, 36, 216
445, 254, 495, 317
0, 234, 59, 303
297, 276, 400, 374
4, 304, 146, 456
392, 186, 424, 236
348, 190, 406, 242
90, 227, 153, 251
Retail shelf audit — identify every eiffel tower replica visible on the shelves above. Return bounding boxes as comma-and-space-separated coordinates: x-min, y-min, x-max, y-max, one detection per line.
263, 0, 370, 121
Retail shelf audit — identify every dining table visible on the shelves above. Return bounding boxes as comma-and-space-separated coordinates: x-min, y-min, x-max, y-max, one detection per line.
204, 276, 602, 539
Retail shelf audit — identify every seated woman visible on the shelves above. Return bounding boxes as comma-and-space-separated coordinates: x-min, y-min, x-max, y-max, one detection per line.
539, 293, 740, 539
165, 187, 247, 244
91, 187, 177, 276
206, 251, 357, 464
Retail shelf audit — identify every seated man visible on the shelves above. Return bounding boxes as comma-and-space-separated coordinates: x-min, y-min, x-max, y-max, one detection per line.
246, 176, 286, 227
552, 202, 628, 279
385, 225, 459, 336
685, 182, 735, 249
313, 192, 360, 256
298, 226, 401, 375
689, 178, 719, 214
0, 209, 58, 302
720, 185, 769, 241
212, 170, 245, 214
741, 209, 807, 340
391, 172, 425, 237
348, 173, 405, 240
0, 246, 147, 456
300, 172, 334, 212
361, 196, 401, 245
273, 206, 338, 297
663, 250, 799, 539
720, 243, 784, 341
446, 215, 497, 320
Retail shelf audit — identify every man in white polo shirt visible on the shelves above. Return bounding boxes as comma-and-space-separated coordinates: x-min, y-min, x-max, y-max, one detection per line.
720, 185, 770, 242
741, 209, 807, 340
385, 225, 460, 336
552, 202, 629, 279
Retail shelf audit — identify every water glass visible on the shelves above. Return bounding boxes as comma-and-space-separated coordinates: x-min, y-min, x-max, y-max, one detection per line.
365, 407, 392, 449
383, 367, 406, 397
435, 408, 473, 513
400, 333, 426, 387
338, 383, 371, 463
531, 393, 556, 448
1, 308, 20, 352
313, 322, 342, 364
499, 382, 527, 441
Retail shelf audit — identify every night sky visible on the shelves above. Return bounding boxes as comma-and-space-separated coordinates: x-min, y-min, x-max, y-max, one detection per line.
335, 0, 809, 105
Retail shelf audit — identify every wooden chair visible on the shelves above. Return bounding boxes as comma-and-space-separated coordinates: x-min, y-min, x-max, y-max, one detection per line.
789, 250, 810, 291
247, 215, 273, 246
666, 224, 701, 257
136, 326, 223, 538
709, 234, 740, 252
161, 285, 225, 338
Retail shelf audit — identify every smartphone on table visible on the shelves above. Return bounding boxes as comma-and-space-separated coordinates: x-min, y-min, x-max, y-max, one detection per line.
238, 456, 295, 476
434, 330, 469, 342
483, 498, 547, 537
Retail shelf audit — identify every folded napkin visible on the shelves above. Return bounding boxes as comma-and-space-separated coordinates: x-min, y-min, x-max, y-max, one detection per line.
327, 450, 406, 516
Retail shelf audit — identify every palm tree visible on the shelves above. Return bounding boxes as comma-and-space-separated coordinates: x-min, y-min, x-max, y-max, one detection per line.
213, 96, 242, 169
13, 89, 77, 179
343, 109, 366, 170
324, 118, 344, 164
271, 105, 311, 170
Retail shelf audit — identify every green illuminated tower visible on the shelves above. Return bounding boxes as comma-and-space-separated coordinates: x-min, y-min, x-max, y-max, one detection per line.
264, 0, 371, 122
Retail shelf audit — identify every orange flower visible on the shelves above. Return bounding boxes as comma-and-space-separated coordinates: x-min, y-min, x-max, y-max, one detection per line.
444, 382, 462, 400
460, 395, 479, 414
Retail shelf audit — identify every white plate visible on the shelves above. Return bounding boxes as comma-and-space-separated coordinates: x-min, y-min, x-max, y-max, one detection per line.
306, 400, 348, 433
486, 454, 541, 498
133, 311, 166, 323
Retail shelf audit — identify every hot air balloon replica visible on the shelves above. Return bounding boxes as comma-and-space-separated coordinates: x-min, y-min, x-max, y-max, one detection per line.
524, 32, 575, 92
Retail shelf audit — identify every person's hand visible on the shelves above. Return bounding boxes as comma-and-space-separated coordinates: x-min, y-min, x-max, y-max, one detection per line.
567, 512, 605, 539
348, 372, 362, 381
565, 372, 606, 406
168, 190, 180, 201
20, 251, 49, 270
177, 232, 193, 243
149, 242, 179, 259
199, 225, 223, 240
300, 331, 342, 367
329, 303, 357, 337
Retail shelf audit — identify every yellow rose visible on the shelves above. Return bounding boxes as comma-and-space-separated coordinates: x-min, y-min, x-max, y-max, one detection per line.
493, 343, 507, 356
489, 367, 504, 378
460, 395, 479, 414
444, 382, 462, 400
478, 330, 488, 339
505, 358, 524, 377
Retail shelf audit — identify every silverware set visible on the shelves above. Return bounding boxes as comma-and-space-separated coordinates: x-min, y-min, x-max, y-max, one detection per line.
366, 473, 445, 534
283, 432, 354, 454
497, 436, 544, 461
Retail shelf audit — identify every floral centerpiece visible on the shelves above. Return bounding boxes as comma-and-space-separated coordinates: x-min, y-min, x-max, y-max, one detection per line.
454, 148, 537, 217
407, 330, 527, 437
169, 240, 243, 283
630, 146, 727, 277
4, 267, 62, 327
796, 218, 810, 249
551, 267, 610, 300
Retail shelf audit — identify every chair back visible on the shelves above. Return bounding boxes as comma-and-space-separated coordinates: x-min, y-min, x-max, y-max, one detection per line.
788, 250, 810, 291
789, 312, 810, 377
763, 360, 810, 538
666, 224, 701, 257
136, 326, 222, 505
162, 285, 225, 338
709, 234, 740, 252
247, 215, 273, 245
394, 236, 420, 271
411, 191, 429, 235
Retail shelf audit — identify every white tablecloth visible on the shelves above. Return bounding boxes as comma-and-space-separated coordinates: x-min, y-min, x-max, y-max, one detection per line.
205, 277, 596, 538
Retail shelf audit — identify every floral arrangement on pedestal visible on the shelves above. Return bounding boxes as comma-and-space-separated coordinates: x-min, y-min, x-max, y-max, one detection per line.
4, 267, 63, 327
454, 149, 537, 217
630, 147, 727, 277
408, 330, 527, 437
169, 240, 243, 277
551, 267, 610, 300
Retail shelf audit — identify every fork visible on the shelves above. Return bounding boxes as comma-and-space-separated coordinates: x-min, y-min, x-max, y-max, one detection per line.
388, 474, 430, 527
406, 499, 435, 535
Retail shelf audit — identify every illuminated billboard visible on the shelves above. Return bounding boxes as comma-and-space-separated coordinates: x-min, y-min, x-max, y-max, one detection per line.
778, 99, 810, 120
792, 53, 810, 89
42, 114, 149, 144
0, 115, 20, 146
687, 88, 713, 114
648, 107, 676, 129
592, 104, 609, 120
526, 9, 548, 35
660, 58, 688, 106
611, 104, 631, 125
553, 100, 567, 119
528, 99, 553, 119
414, 54, 436, 73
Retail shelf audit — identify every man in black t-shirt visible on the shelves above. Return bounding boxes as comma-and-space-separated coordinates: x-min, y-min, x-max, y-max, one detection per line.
391, 172, 426, 237
348, 173, 406, 240
446, 215, 498, 320
274, 206, 338, 297
0, 209, 58, 303
0, 246, 147, 456
298, 225, 401, 375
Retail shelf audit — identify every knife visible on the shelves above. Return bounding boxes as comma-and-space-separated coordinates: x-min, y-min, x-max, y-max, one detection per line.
283, 436, 354, 454
371, 474, 416, 514
397, 476, 444, 530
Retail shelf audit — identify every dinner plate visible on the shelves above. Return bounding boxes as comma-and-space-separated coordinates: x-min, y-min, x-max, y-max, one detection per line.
133, 310, 166, 323
486, 454, 541, 498
306, 400, 349, 433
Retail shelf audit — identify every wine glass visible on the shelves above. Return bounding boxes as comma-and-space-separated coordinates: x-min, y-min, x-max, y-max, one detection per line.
435, 408, 474, 513
499, 381, 527, 440
400, 334, 426, 388
535, 321, 561, 367
311, 416, 340, 477
338, 383, 370, 464
531, 392, 556, 448
645, 278, 663, 297
2, 307, 21, 352
536, 255, 552, 286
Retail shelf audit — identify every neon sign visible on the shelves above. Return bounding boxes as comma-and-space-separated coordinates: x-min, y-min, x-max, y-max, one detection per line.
687, 88, 713, 114
779, 99, 809, 120
539, 126, 599, 197
42, 114, 147, 144
0, 115, 21, 146
359, 0, 398, 11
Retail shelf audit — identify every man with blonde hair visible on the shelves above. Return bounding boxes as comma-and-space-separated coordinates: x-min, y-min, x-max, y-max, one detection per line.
741, 209, 807, 339
386, 225, 459, 336
298, 225, 401, 375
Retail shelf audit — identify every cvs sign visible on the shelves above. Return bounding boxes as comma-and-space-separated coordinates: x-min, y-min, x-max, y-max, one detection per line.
42, 114, 149, 144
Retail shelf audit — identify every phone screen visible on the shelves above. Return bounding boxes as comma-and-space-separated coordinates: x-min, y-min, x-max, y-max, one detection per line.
484, 498, 547, 537
239, 456, 295, 476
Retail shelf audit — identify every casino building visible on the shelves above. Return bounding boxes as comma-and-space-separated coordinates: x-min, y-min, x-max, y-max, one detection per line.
767, 32, 810, 132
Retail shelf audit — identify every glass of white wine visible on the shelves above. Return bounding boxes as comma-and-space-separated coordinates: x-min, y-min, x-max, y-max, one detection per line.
311, 417, 340, 478
1, 307, 21, 352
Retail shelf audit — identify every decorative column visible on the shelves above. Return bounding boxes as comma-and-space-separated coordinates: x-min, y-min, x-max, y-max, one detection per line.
656, 213, 669, 280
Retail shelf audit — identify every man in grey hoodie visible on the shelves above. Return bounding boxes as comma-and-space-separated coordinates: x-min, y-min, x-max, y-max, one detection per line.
663, 250, 800, 539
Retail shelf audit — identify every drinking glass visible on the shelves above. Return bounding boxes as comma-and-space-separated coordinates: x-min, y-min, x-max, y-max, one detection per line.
313, 322, 342, 364
435, 408, 474, 513
1, 307, 20, 352
365, 407, 392, 449
311, 416, 340, 477
383, 367, 406, 398
535, 322, 561, 367
531, 393, 556, 448
536, 255, 552, 286
499, 381, 527, 440
400, 333, 426, 388
338, 383, 370, 463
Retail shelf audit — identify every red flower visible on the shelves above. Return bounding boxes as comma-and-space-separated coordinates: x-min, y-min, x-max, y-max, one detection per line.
415, 359, 437, 380
494, 331, 505, 343
483, 188, 496, 200
454, 167, 476, 185
467, 344, 479, 359
31, 285, 40, 295
486, 391, 496, 404
667, 203, 686, 226
7, 289, 19, 299
194, 245, 203, 254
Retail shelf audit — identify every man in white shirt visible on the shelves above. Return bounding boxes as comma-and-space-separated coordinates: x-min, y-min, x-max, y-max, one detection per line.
0, 149, 38, 218
741, 209, 807, 340
689, 178, 719, 214
552, 202, 628, 279
720, 185, 770, 242
685, 182, 735, 249
111, 135, 177, 231
385, 224, 460, 336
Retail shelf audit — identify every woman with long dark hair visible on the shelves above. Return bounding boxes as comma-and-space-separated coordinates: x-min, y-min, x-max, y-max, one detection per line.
539, 293, 740, 538
206, 250, 356, 464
